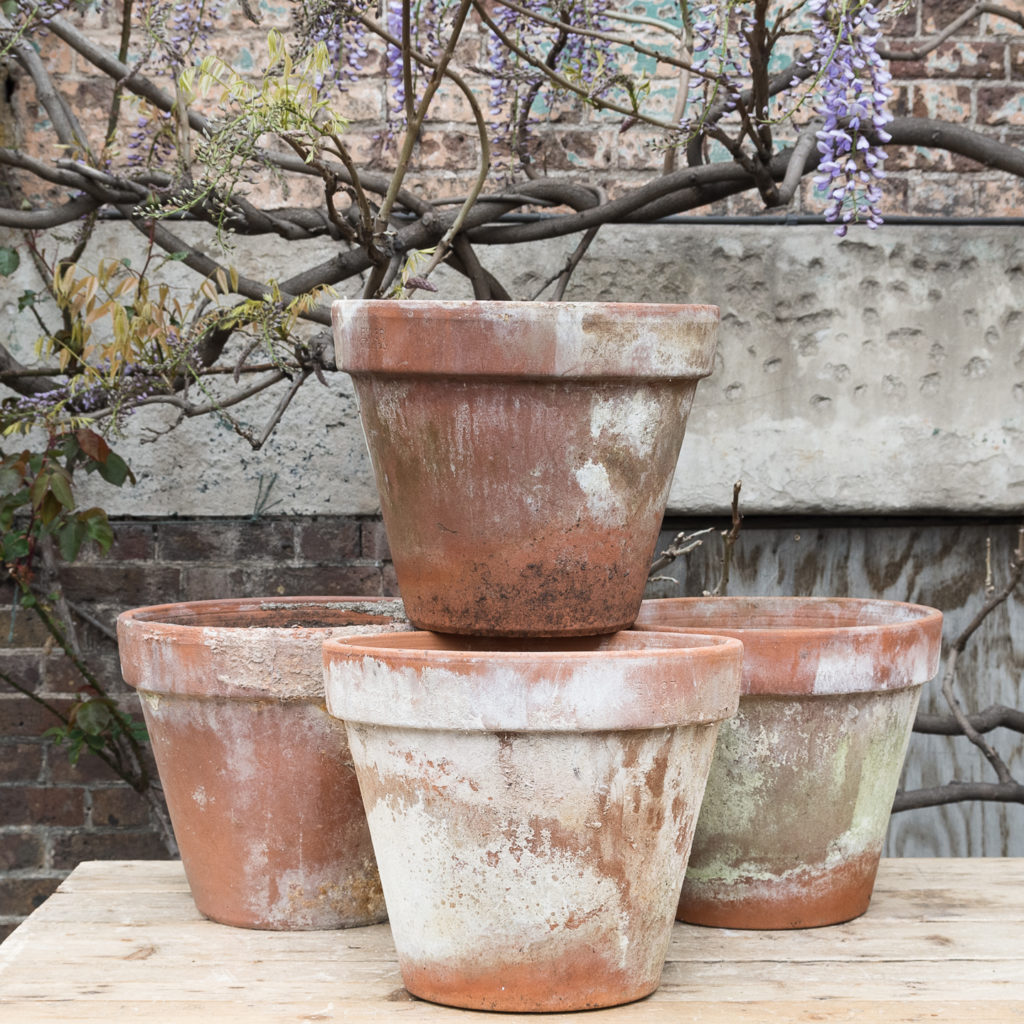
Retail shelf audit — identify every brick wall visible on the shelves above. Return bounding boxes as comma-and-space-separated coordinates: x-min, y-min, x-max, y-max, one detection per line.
0, 514, 397, 941
8, 1, 1024, 217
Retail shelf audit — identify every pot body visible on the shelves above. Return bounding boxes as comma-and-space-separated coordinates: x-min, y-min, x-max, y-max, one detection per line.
333, 300, 719, 636
117, 597, 409, 930
323, 629, 742, 1011
634, 596, 943, 929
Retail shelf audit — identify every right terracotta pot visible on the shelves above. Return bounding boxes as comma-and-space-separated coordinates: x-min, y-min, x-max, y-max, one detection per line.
633, 596, 943, 929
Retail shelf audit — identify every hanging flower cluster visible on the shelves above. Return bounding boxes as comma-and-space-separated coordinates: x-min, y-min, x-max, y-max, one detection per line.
809, 0, 893, 234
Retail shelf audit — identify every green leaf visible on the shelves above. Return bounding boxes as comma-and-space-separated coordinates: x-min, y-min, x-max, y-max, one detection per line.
74, 699, 114, 737
36, 490, 63, 525
43, 725, 68, 745
58, 518, 87, 562
83, 511, 114, 553
48, 469, 75, 510
3, 535, 30, 562
96, 451, 134, 487
17, 290, 36, 312
0, 247, 19, 276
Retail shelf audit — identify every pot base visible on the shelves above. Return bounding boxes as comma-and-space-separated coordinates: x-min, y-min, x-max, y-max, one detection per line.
400, 947, 658, 1013
678, 847, 881, 929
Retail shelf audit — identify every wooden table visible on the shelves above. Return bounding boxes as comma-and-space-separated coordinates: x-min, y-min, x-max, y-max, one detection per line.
1, 858, 1021, 1022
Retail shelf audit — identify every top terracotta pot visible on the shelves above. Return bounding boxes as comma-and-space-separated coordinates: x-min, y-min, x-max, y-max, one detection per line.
334, 300, 719, 637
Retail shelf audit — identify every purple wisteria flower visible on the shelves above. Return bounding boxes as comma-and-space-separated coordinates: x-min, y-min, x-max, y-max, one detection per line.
809, 0, 893, 236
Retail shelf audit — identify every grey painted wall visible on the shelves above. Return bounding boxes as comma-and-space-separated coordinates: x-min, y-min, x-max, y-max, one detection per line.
2, 222, 1020, 518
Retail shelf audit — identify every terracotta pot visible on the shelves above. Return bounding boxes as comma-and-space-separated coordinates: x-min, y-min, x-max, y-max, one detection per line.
633, 596, 943, 929
322, 629, 742, 1012
333, 299, 719, 636
117, 596, 409, 930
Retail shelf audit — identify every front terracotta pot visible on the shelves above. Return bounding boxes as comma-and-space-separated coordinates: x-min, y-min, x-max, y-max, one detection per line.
323, 629, 742, 1012
117, 596, 409, 930
634, 596, 943, 929
333, 299, 719, 636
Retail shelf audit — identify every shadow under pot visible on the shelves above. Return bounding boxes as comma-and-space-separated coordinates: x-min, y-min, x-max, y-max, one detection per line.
333, 299, 719, 636
116, 596, 410, 930
322, 628, 742, 1012
633, 596, 943, 929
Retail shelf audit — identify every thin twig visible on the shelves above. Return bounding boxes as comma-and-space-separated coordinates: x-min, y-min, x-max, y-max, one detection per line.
709, 480, 743, 596
648, 527, 715, 577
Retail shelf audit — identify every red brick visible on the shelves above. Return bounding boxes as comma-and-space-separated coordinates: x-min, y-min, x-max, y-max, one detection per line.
297, 519, 362, 562
47, 747, 125, 785
887, 6, 920, 37
0, 742, 45, 784
158, 519, 295, 563
178, 567, 249, 602
891, 40, 1007, 79
1013, 42, 1024, 78
0, 832, 45, 871
77, 522, 156, 564
0, 784, 85, 826
911, 82, 973, 122
0, 650, 43, 691
978, 86, 1024, 124
0, 610, 52, 649
249, 566, 383, 597
0, 876, 62, 916
51, 830, 172, 869
39, 651, 90, 694
382, 563, 401, 598
0, 695, 75, 737
361, 520, 392, 561
90, 786, 152, 828
58, 565, 181, 606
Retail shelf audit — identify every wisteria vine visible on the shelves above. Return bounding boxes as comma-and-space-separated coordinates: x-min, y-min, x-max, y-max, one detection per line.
809, 0, 893, 233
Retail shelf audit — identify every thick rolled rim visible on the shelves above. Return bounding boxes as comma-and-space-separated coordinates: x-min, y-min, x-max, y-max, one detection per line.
323, 629, 744, 732
117, 595, 407, 638
635, 596, 943, 696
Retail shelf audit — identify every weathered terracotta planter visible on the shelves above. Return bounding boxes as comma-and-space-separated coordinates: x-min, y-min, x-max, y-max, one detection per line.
634, 596, 943, 929
333, 299, 719, 636
323, 629, 742, 1011
117, 596, 409, 930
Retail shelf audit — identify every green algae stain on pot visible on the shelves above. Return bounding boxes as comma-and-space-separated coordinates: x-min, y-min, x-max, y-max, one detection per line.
840, 687, 923, 857
679, 687, 927, 926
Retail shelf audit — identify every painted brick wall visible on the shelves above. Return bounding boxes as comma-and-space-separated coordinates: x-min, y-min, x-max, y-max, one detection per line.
7, 0, 1024, 216
0, 514, 396, 941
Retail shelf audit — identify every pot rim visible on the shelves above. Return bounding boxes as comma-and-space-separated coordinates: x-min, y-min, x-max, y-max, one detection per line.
117, 596, 410, 701
324, 626, 738, 660
637, 595, 942, 633
635, 596, 943, 696
323, 629, 743, 732
117, 595, 407, 637
333, 298, 720, 380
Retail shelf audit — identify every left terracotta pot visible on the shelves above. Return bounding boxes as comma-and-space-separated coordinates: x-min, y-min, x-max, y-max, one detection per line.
334, 299, 719, 637
322, 629, 742, 1012
117, 596, 409, 930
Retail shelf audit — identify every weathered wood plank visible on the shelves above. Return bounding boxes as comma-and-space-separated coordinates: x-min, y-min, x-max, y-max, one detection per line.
2, 859, 1022, 1022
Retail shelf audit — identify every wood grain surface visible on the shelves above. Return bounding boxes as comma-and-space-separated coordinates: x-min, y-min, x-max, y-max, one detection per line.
1, 859, 1022, 1023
